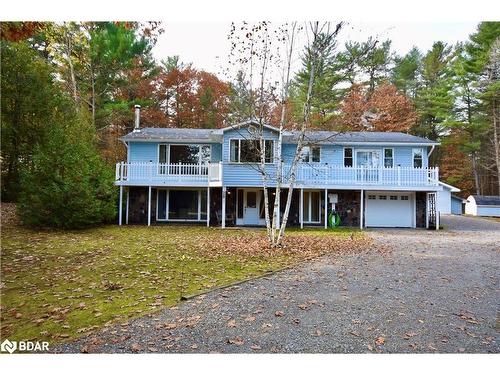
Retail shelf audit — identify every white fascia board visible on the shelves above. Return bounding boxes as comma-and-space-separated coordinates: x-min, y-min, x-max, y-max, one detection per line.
438, 181, 461, 192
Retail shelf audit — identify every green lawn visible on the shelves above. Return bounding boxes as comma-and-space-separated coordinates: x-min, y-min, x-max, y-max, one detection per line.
1, 223, 366, 343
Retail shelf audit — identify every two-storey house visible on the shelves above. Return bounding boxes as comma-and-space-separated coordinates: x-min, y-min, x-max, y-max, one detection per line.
115, 106, 443, 229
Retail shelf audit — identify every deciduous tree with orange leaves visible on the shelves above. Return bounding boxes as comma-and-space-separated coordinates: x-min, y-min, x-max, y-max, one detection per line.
340, 83, 418, 132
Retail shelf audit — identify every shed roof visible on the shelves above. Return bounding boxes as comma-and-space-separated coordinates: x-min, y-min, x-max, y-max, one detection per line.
470, 195, 500, 206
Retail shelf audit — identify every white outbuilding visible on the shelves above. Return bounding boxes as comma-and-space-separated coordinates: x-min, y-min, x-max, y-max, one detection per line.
437, 181, 461, 215
465, 195, 500, 217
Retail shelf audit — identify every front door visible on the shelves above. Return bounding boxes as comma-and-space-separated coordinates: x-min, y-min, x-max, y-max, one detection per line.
243, 190, 259, 225
356, 150, 381, 182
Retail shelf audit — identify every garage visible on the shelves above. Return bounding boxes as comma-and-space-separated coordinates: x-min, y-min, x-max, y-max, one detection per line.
365, 192, 414, 228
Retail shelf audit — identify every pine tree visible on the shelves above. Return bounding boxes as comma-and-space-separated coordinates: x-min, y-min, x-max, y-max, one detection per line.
392, 47, 422, 98
17, 110, 116, 228
414, 42, 454, 140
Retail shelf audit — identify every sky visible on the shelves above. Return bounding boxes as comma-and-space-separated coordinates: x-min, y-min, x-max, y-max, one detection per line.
152, 21, 479, 79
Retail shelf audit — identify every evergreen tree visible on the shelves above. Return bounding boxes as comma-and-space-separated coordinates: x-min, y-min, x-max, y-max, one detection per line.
359, 38, 393, 96
17, 110, 116, 228
392, 47, 422, 98
413, 41, 454, 140
1, 40, 60, 201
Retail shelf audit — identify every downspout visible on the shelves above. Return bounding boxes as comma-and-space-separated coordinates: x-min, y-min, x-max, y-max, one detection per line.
427, 145, 435, 159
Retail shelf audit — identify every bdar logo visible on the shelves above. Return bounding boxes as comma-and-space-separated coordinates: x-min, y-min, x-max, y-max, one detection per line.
1, 339, 17, 354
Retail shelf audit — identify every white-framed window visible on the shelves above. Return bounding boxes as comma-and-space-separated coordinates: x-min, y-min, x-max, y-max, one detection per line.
379, 195, 387, 200
401, 195, 409, 200
302, 191, 321, 223
368, 195, 376, 200
390, 195, 398, 200
229, 139, 274, 163
301, 145, 321, 163
384, 148, 394, 168
412, 148, 423, 168
344, 147, 353, 167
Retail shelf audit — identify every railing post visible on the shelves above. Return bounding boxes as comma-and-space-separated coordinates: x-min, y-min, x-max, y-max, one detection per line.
149, 161, 153, 181
397, 166, 401, 186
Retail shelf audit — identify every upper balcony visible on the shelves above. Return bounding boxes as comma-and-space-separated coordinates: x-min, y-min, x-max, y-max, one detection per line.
292, 164, 439, 190
116, 161, 439, 190
115, 162, 223, 187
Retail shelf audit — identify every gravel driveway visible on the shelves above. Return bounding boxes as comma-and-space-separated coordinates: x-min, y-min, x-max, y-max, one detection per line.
55, 215, 500, 353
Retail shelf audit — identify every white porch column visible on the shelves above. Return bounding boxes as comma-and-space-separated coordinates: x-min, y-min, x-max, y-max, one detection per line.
360, 189, 364, 230
147, 186, 152, 226
300, 188, 304, 229
324, 189, 328, 229
125, 187, 130, 225
206, 187, 210, 227
222, 186, 226, 228
118, 185, 123, 226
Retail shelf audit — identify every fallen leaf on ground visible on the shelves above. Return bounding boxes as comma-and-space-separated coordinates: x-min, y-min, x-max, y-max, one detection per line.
228, 337, 244, 346
375, 337, 386, 345
227, 319, 237, 327
404, 331, 418, 339
275, 311, 284, 317
131, 343, 142, 352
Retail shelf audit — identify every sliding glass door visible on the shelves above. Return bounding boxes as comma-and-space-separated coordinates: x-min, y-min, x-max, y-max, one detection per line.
156, 189, 207, 221
302, 191, 320, 223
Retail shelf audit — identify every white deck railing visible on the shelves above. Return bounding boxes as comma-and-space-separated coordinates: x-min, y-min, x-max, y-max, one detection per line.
288, 164, 439, 187
115, 162, 222, 184
116, 162, 438, 187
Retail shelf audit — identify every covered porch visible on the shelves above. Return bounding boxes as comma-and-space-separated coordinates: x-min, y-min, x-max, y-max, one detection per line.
117, 186, 439, 230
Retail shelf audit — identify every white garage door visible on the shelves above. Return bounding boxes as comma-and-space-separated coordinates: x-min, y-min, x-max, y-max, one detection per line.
365, 193, 413, 228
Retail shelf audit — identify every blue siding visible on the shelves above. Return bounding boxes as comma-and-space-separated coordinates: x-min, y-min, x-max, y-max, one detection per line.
129, 142, 158, 163
222, 128, 279, 186
451, 197, 463, 215
222, 128, 279, 162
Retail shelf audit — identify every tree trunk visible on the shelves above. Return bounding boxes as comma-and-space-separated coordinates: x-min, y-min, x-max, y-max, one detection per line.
277, 22, 320, 245
64, 24, 79, 107
471, 153, 481, 195
493, 98, 500, 195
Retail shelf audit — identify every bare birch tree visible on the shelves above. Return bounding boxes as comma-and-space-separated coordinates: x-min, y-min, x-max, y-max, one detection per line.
228, 21, 343, 247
